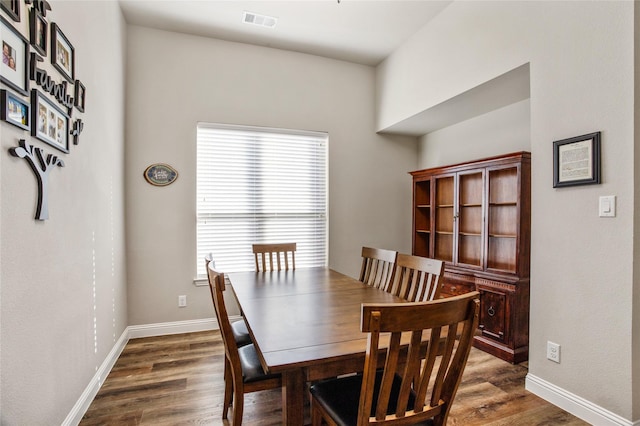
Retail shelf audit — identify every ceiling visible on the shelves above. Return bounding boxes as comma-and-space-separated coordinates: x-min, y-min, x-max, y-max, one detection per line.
118, 0, 452, 66
118, 1, 529, 136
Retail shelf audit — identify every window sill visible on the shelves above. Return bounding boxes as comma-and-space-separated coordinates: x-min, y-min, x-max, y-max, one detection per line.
193, 278, 208, 287
193, 276, 233, 287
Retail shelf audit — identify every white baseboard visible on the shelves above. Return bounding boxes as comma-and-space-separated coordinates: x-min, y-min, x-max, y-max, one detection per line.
62, 328, 129, 426
64, 317, 238, 425
526, 373, 638, 426
128, 317, 220, 339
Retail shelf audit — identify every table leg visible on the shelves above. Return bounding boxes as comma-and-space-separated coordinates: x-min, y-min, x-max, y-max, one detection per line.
282, 368, 305, 425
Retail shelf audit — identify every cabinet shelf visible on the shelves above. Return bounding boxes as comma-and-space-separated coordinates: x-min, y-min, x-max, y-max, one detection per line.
461, 203, 482, 207
436, 204, 454, 208
435, 231, 453, 235
490, 201, 517, 206
489, 234, 517, 238
416, 229, 430, 234
460, 232, 481, 237
416, 204, 431, 208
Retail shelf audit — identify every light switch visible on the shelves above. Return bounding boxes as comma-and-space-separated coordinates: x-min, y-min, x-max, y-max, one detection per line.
599, 195, 616, 217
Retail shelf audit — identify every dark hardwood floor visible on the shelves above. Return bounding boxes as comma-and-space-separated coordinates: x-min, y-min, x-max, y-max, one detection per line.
81, 331, 589, 425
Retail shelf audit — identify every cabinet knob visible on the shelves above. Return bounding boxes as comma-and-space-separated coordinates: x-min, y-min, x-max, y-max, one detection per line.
487, 306, 495, 317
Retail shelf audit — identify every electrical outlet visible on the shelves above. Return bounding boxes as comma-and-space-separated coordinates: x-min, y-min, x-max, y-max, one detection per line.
547, 341, 560, 363
178, 295, 187, 307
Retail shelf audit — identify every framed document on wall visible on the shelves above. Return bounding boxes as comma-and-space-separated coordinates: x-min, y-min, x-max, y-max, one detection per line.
553, 131, 601, 188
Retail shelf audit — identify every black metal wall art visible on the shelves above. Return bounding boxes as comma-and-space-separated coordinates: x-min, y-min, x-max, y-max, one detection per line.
9, 139, 64, 220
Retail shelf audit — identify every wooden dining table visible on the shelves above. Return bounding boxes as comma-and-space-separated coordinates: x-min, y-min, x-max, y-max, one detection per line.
227, 267, 406, 426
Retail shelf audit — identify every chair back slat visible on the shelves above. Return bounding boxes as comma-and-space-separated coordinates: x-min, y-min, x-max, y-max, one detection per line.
359, 247, 397, 290
395, 330, 423, 416
388, 253, 444, 302
414, 327, 441, 407
358, 311, 381, 425
253, 243, 296, 271
430, 324, 457, 406
357, 292, 480, 426
373, 332, 402, 421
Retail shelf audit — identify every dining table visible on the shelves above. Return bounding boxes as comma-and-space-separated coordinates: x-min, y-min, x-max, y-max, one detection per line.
227, 266, 407, 426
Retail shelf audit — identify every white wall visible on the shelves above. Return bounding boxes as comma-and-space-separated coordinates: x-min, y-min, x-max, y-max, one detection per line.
125, 26, 417, 326
0, 1, 127, 424
378, 1, 635, 421
418, 99, 530, 168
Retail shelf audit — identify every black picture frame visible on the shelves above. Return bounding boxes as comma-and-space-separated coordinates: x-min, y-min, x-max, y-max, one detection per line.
0, 0, 20, 22
1, 88, 30, 130
31, 89, 69, 153
553, 131, 601, 188
1, 15, 29, 96
50, 22, 73, 83
29, 8, 47, 56
74, 79, 84, 112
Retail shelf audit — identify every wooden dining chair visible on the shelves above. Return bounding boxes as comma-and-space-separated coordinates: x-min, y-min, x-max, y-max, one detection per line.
206, 262, 282, 426
310, 291, 480, 426
230, 242, 298, 346
253, 242, 297, 271
205, 255, 252, 347
387, 253, 445, 302
359, 247, 397, 291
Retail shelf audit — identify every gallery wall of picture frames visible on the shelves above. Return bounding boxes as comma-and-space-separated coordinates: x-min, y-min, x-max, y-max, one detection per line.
1, 0, 86, 220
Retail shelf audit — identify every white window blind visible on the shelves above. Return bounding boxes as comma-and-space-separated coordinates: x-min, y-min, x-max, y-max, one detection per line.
196, 123, 328, 275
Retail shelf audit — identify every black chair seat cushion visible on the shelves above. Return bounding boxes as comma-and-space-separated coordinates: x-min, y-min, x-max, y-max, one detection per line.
310, 371, 433, 426
231, 320, 252, 347
238, 343, 279, 383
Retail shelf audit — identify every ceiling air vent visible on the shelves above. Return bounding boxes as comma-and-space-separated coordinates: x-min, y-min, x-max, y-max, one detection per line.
243, 11, 277, 29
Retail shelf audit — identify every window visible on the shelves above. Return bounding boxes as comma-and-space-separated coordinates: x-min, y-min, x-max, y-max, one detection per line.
196, 123, 328, 275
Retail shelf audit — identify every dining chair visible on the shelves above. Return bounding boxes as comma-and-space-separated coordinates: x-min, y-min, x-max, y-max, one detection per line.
387, 253, 445, 302
253, 242, 297, 271
205, 255, 251, 347
359, 247, 397, 291
206, 262, 282, 425
230, 242, 298, 346
309, 291, 480, 426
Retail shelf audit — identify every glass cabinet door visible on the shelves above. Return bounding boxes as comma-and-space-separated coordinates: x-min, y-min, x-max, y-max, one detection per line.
433, 175, 454, 262
413, 179, 431, 257
457, 170, 484, 268
486, 165, 519, 273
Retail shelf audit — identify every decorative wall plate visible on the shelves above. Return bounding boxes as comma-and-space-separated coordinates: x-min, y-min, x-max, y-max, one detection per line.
144, 163, 178, 186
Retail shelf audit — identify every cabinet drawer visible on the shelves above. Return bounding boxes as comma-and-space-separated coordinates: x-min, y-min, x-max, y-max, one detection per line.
440, 271, 475, 297
478, 289, 507, 342
440, 281, 474, 297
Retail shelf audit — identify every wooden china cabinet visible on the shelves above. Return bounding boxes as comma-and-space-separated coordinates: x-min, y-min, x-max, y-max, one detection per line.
410, 152, 531, 363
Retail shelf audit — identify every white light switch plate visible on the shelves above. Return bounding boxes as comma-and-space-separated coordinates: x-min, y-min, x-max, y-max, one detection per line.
599, 195, 616, 217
